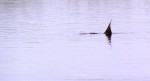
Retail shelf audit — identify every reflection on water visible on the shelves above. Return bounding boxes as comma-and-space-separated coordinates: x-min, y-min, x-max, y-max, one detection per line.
105, 34, 112, 45
0, 0, 150, 81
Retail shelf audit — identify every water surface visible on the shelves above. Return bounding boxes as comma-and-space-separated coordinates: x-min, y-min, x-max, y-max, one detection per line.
0, 0, 150, 81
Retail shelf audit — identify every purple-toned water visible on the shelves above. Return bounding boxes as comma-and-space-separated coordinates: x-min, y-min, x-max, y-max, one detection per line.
0, 0, 150, 81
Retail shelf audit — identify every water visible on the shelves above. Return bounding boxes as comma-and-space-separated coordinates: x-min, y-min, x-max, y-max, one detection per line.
0, 0, 150, 81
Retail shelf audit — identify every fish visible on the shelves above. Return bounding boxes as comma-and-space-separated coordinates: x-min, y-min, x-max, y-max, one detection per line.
104, 20, 112, 35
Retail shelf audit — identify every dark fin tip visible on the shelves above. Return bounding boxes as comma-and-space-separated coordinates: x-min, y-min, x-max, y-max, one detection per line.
104, 20, 112, 35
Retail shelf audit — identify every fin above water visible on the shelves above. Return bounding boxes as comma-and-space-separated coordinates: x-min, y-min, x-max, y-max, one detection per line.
104, 20, 112, 35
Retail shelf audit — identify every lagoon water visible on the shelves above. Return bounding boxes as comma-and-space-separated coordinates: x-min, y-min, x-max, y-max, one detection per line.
0, 0, 150, 81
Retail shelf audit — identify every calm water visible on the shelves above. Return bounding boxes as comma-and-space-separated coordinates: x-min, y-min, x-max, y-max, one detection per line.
0, 0, 150, 81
